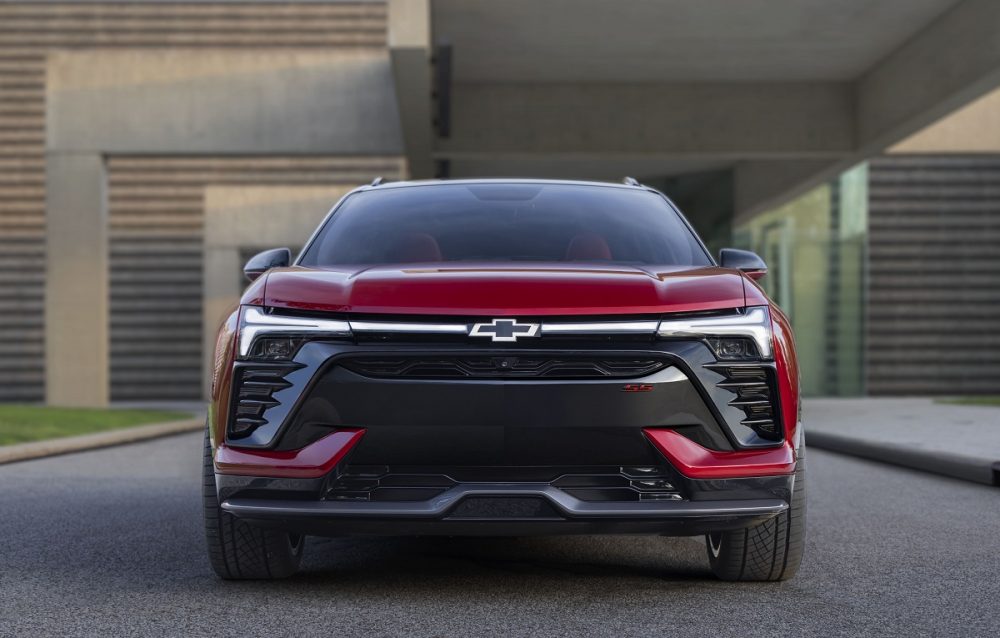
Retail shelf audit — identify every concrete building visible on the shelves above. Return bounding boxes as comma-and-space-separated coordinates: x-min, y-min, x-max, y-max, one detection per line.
0, 0, 998, 406
738, 90, 1000, 396
0, 1, 406, 406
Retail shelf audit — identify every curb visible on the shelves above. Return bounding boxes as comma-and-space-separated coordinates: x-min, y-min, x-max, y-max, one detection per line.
808, 431, 999, 487
0, 418, 204, 466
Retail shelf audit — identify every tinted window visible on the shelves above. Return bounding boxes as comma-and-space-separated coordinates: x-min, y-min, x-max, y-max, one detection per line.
299, 183, 711, 267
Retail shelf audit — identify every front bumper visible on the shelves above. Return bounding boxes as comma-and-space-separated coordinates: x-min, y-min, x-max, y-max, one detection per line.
214, 431, 795, 536
213, 338, 797, 536
220, 483, 788, 536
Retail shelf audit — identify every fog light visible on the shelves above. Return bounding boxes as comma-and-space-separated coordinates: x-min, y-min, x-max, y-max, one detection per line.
621, 466, 663, 477
639, 493, 683, 501
631, 479, 676, 490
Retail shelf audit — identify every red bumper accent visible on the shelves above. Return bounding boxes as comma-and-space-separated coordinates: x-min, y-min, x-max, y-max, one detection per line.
642, 428, 795, 479
215, 428, 365, 478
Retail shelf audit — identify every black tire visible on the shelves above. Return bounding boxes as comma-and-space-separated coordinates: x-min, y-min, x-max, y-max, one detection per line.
202, 429, 304, 579
705, 446, 806, 582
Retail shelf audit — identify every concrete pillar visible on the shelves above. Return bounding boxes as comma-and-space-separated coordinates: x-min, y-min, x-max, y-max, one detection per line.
389, 0, 435, 178
202, 185, 351, 397
45, 153, 108, 407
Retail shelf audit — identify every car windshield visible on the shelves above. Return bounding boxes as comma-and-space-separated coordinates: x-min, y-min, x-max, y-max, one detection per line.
298, 183, 712, 267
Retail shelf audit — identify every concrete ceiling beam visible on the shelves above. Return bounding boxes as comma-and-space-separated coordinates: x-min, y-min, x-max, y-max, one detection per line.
736, 0, 1000, 218
856, 0, 1000, 153
391, 0, 1000, 217
435, 82, 855, 158
733, 159, 850, 223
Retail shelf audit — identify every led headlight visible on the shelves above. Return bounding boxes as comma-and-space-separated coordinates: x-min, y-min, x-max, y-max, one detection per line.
705, 336, 760, 360
247, 336, 304, 361
657, 306, 773, 360
238, 306, 352, 359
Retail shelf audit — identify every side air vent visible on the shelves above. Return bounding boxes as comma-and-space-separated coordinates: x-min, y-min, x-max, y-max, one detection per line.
341, 356, 666, 379
229, 365, 301, 439
705, 363, 781, 441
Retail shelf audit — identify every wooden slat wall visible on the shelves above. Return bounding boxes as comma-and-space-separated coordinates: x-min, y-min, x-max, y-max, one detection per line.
0, 51, 45, 400
0, 2, 388, 401
107, 156, 402, 400
867, 155, 1000, 395
0, 2, 386, 49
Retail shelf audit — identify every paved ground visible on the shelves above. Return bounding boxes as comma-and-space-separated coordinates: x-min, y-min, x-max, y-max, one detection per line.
806, 398, 1000, 460
1, 432, 998, 638
806, 398, 1000, 484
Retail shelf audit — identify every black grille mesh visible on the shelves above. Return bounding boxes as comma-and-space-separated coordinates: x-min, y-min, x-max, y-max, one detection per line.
341, 356, 666, 379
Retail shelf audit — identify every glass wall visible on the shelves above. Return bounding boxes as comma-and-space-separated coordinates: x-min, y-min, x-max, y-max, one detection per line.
733, 164, 868, 396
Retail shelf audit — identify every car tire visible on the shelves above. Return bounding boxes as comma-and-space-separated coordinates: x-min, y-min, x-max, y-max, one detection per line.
705, 445, 806, 582
202, 429, 304, 579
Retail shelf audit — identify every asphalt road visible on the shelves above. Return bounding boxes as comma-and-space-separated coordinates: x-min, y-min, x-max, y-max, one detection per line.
1, 433, 998, 638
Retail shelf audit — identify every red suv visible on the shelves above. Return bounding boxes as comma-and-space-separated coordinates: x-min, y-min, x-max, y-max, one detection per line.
203, 179, 805, 581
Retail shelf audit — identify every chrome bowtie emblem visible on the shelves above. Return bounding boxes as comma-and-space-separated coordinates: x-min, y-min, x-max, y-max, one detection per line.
469, 319, 540, 342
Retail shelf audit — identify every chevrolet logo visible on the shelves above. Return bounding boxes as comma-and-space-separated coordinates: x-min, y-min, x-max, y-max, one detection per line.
469, 319, 540, 343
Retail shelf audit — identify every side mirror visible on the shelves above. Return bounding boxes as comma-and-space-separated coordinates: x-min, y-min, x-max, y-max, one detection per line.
719, 248, 767, 281
244, 248, 291, 282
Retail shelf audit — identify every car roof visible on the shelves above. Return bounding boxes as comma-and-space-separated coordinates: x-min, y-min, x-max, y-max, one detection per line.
355, 177, 653, 193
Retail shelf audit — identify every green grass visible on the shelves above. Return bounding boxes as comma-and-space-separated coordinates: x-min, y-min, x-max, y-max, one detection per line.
0, 405, 191, 446
936, 396, 1000, 407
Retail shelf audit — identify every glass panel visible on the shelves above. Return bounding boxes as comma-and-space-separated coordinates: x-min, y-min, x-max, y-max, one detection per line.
733, 164, 867, 396
299, 184, 713, 267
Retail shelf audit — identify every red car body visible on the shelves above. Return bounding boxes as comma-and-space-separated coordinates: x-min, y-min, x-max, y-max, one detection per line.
203, 179, 805, 582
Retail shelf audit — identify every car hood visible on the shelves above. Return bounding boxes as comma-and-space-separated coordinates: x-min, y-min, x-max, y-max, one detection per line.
256, 263, 749, 316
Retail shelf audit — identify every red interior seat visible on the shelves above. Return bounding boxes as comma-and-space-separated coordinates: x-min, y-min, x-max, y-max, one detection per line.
565, 232, 612, 261
392, 233, 443, 262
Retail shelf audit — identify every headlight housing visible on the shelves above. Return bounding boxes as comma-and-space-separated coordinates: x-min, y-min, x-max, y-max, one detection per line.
657, 306, 772, 360
238, 306, 352, 360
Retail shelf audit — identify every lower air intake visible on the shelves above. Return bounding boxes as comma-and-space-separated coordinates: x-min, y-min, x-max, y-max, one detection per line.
707, 364, 781, 440
229, 364, 300, 439
326, 466, 683, 503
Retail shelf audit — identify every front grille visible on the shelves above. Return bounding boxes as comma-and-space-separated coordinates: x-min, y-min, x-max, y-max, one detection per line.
706, 363, 781, 440
326, 465, 683, 503
230, 364, 300, 438
340, 356, 666, 379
